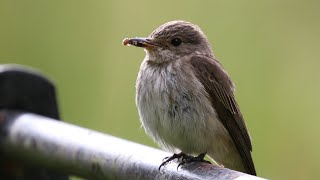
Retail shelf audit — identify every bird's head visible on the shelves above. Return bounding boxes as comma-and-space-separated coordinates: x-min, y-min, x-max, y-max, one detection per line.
123, 20, 214, 63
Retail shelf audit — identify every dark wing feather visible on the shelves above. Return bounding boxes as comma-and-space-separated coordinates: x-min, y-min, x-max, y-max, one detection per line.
190, 55, 256, 175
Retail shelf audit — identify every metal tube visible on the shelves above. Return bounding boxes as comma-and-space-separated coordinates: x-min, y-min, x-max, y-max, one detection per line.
0, 110, 265, 180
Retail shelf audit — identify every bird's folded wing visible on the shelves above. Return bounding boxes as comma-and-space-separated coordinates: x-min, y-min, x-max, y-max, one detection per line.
189, 55, 256, 175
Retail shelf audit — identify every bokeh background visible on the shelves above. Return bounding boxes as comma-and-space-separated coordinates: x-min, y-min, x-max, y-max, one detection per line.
1, 1, 319, 179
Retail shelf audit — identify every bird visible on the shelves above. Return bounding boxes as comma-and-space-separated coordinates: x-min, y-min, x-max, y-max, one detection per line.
123, 20, 256, 175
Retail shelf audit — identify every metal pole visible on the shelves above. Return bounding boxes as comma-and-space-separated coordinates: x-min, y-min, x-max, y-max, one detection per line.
0, 110, 265, 180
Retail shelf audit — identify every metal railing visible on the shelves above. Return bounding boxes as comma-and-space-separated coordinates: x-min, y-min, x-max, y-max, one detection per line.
0, 110, 264, 180
0, 64, 265, 179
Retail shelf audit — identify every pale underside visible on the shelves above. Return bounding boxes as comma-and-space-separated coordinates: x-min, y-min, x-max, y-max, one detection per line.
136, 54, 244, 171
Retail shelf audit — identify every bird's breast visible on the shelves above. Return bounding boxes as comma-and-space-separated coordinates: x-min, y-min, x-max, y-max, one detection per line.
135, 60, 221, 153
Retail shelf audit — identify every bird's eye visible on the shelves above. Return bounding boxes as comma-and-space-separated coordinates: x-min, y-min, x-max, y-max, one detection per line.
171, 38, 182, 47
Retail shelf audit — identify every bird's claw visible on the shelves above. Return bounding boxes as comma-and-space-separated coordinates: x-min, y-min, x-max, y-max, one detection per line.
177, 153, 211, 170
159, 152, 211, 170
158, 152, 186, 170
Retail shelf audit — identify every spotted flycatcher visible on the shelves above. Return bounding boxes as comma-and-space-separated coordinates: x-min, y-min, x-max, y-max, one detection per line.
123, 20, 256, 175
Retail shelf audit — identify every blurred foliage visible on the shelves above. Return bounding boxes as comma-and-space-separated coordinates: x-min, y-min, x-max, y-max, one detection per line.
1, 0, 320, 179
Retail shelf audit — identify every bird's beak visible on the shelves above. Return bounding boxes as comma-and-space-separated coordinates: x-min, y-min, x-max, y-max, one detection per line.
122, 38, 161, 48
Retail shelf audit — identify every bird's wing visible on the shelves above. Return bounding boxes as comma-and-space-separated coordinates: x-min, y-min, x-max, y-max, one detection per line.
189, 55, 256, 175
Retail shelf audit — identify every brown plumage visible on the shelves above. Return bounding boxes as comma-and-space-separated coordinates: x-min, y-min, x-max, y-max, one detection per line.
190, 55, 256, 175
124, 20, 256, 175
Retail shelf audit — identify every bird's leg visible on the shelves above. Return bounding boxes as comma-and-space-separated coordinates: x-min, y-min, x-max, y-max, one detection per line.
177, 152, 211, 169
159, 152, 212, 170
158, 152, 187, 170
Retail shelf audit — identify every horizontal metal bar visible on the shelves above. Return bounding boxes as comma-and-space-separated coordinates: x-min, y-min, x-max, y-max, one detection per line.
0, 110, 265, 179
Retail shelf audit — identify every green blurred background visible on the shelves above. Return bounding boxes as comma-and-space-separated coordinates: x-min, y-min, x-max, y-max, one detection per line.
1, 0, 319, 179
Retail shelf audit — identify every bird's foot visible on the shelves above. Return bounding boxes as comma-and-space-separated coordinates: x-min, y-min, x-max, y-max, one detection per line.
158, 152, 187, 170
158, 152, 211, 170
177, 153, 211, 169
